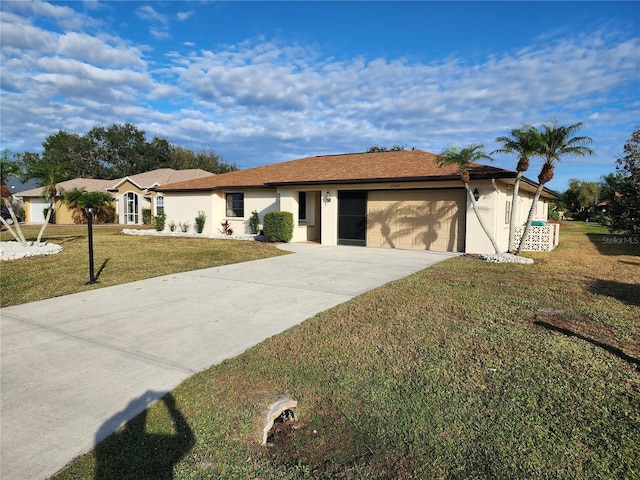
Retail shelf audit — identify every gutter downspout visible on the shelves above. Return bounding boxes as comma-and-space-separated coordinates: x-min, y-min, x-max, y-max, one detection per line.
491, 179, 500, 252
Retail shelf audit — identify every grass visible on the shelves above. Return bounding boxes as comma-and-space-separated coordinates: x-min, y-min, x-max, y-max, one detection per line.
0, 225, 288, 307
11, 222, 640, 479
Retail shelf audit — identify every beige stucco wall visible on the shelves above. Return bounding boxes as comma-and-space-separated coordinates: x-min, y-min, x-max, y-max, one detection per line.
220, 189, 280, 235
162, 192, 214, 233
161, 180, 551, 253
464, 180, 550, 254
162, 189, 280, 235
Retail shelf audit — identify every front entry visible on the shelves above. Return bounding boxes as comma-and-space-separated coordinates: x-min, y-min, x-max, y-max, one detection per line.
338, 190, 367, 246
124, 191, 139, 224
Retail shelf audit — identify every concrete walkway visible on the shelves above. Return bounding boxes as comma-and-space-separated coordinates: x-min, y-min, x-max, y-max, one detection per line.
0, 243, 458, 480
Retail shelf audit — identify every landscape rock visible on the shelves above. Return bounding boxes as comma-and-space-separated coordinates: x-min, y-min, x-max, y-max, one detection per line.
1, 241, 63, 261
478, 252, 534, 264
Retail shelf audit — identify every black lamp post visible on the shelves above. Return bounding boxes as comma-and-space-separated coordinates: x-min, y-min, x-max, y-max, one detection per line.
85, 203, 96, 285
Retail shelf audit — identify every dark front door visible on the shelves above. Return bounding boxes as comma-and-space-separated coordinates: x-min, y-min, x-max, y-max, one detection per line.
338, 191, 367, 246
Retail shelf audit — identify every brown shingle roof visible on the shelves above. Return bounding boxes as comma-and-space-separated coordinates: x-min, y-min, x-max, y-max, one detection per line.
156, 150, 516, 192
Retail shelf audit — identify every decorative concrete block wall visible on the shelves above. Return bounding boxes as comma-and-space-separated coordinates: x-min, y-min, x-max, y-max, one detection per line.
513, 224, 560, 252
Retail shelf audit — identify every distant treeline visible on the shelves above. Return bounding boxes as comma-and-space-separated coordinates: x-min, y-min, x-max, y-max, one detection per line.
13, 123, 238, 181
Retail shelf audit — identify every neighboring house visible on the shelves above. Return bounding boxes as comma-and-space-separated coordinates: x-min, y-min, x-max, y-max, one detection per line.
19, 178, 116, 224
3, 175, 39, 218
155, 150, 558, 254
107, 168, 212, 225
18, 168, 213, 225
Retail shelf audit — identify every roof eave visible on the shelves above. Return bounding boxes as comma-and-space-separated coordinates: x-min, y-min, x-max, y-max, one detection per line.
154, 184, 276, 193
520, 176, 560, 199
267, 172, 517, 187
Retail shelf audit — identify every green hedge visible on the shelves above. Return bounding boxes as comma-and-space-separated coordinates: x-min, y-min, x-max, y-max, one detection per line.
142, 208, 152, 225
263, 211, 293, 242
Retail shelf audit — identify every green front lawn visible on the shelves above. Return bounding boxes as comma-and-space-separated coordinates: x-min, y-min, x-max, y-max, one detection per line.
20, 222, 640, 479
0, 225, 287, 307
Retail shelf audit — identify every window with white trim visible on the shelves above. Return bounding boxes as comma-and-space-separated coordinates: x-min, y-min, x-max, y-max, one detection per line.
156, 195, 164, 215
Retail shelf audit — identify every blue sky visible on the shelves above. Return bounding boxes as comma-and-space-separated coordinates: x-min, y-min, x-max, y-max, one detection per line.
1, 1, 638, 192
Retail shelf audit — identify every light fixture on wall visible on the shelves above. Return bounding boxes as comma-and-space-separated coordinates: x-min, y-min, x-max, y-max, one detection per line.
324, 191, 332, 203
472, 188, 480, 202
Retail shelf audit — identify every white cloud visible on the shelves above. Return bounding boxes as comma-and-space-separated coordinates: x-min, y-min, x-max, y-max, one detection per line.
136, 5, 170, 40
57, 32, 147, 68
177, 11, 193, 21
135, 5, 168, 26
0, 2, 637, 191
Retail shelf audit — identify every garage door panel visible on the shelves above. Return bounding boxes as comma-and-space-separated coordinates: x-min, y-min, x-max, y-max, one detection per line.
29, 200, 48, 223
367, 189, 466, 252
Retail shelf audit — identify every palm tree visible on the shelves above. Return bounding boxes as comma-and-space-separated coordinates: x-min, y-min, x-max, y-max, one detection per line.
0, 150, 28, 246
61, 188, 114, 223
493, 125, 541, 252
516, 121, 594, 254
436, 144, 500, 254
32, 164, 66, 244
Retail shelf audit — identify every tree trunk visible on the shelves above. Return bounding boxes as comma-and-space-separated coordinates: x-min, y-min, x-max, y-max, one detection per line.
2, 197, 27, 246
508, 172, 523, 252
36, 200, 54, 244
516, 184, 545, 255
0, 216, 22, 245
516, 156, 529, 173
538, 163, 555, 184
466, 184, 500, 254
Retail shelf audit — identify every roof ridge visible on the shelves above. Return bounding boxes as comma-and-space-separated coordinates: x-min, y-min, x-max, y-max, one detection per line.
315, 149, 425, 158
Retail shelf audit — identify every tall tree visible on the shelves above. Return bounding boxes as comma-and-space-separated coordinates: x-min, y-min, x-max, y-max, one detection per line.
86, 123, 150, 178
516, 121, 594, 254
563, 178, 601, 218
436, 144, 500, 253
493, 125, 541, 252
169, 146, 238, 173
607, 127, 640, 234
0, 150, 28, 245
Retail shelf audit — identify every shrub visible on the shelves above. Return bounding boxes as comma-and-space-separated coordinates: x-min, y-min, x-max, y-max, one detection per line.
195, 210, 206, 234
154, 213, 166, 231
179, 221, 190, 233
221, 220, 233, 235
263, 211, 294, 242
142, 208, 152, 225
168, 221, 176, 232
548, 208, 560, 222
249, 210, 260, 234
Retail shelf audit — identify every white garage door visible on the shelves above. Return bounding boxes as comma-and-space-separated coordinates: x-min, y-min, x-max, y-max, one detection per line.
367, 189, 466, 252
29, 199, 48, 223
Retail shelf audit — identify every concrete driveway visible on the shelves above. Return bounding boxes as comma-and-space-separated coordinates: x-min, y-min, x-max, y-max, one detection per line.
0, 243, 458, 480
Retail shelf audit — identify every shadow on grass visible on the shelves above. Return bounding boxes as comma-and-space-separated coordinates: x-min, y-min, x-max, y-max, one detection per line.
95, 259, 110, 281
586, 233, 640, 256
589, 278, 640, 306
94, 391, 195, 480
534, 320, 640, 370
